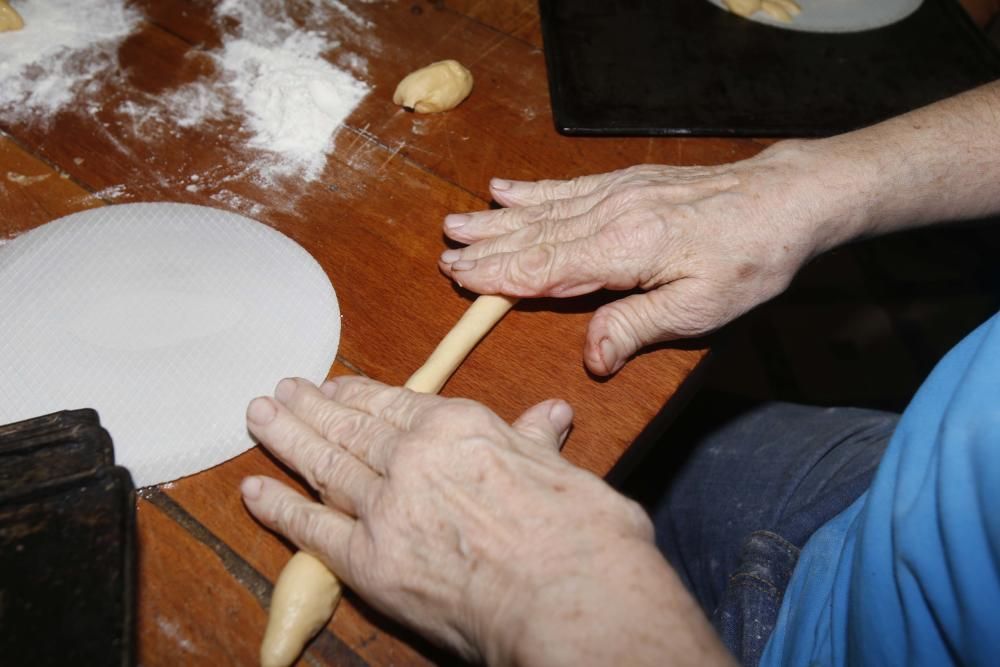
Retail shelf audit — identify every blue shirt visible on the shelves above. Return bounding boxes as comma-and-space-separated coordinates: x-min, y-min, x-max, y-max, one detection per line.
762, 312, 1000, 666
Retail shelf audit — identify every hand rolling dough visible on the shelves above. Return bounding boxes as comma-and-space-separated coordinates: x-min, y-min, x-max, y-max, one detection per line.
393, 59, 474, 113
259, 294, 518, 667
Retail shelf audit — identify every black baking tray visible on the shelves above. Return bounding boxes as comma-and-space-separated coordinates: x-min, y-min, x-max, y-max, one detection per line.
539, 0, 1000, 136
0, 409, 136, 666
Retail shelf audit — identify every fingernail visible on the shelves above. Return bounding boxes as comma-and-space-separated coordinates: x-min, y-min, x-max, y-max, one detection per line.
319, 380, 338, 398
241, 476, 263, 500
247, 397, 277, 425
444, 214, 469, 230
548, 400, 573, 427
440, 249, 462, 263
274, 378, 296, 403
599, 338, 620, 373
451, 259, 476, 271
491, 178, 511, 191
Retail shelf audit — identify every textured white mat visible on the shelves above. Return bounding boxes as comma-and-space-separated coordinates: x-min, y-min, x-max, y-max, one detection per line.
0, 203, 341, 487
706, 0, 923, 33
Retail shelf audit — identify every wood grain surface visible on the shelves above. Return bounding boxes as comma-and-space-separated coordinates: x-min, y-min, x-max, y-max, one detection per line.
0, 1, 780, 664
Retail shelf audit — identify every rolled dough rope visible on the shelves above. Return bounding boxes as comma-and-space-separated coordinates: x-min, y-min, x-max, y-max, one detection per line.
404, 294, 518, 393
260, 294, 519, 667
260, 552, 341, 667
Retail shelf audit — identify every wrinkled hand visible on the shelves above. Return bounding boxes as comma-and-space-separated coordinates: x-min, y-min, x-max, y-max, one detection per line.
241, 376, 658, 664
439, 142, 857, 375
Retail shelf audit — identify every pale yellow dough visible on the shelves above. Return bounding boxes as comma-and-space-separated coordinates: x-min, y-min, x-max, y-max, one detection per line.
393, 59, 474, 113
0, 1, 24, 32
724, 0, 801, 22
260, 294, 518, 667
404, 295, 517, 393
260, 552, 342, 667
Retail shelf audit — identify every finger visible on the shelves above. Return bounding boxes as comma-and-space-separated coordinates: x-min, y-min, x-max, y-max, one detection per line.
275, 378, 400, 474
488, 171, 624, 208
443, 193, 601, 244
512, 399, 574, 453
247, 396, 379, 515
583, 282, 723, 375
317, 375, 440, 431
440, 214, 595, 267
240, 475, 357, 585
442, 237, 624, 298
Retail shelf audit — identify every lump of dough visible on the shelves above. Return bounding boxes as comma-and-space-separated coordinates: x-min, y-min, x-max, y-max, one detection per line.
393, 59, 474, 113
723, 0, 800, 22
0, 1, 24, 32
260, 552, 342, 667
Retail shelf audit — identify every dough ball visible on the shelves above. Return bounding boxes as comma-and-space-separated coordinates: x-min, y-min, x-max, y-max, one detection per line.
393, 59, 474, 113
723, 0, 801, 22
724, 0, 758, 18
0, 0, 24, 32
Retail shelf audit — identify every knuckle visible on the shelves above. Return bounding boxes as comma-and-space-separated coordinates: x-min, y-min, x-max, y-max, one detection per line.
297, 507, 328, 547
424, 398, 493, 429
380, 389, 419, 427
538, 178, 567, 199
596, 303, 646, 349
510, 243, 556, 286
321, 411, 366, 444
509, 222, 546, 247
272, 495, 302, 536
492, 206, 528, 231
596, 216, 642, 249
606, 183, 649, 210
356, 384, 404, 419
312, 445, 347, 482
273, 418, 311, 456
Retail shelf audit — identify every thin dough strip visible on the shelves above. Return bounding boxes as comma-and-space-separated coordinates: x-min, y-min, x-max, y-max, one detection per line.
260, 294, 519, 667
405, 294, 518, 393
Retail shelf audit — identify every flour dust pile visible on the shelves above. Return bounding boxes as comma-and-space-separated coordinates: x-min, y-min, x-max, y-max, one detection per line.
1, 0, 373, 187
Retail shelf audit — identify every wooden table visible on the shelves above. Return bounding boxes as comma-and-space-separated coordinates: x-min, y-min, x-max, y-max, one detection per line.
0, 1, 771, 664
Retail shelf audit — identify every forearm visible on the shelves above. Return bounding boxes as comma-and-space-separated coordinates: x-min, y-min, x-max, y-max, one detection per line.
773, 80, 1000, 256
488, 540, 735, 667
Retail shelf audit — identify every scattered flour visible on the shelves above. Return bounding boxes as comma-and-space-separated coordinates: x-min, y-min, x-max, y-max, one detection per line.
92, 184, 129, 200
211, 0, 371, 182
0, 0, 139, 120
112, 0, 372, 184
6, 172, 50, 186
160, 82, 228, 129
211, 189, 265, 217
218, 30, 368, 181
4, 0, 373, 195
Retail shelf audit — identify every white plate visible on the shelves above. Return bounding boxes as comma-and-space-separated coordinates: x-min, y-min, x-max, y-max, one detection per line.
705, 0, 923, 33
0, 203, 341, 487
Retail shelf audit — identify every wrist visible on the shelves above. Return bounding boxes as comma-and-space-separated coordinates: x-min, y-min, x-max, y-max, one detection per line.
759, 137, 886, 257
482, 538, 731, 667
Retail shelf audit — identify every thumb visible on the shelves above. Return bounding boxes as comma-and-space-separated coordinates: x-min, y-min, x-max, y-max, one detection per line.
585, 283, 718, 376
512, 399, 574, 452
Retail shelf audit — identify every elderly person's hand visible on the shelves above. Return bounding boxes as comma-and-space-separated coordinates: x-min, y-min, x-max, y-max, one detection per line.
241, 376, 731, 666
438, 141, 871, 375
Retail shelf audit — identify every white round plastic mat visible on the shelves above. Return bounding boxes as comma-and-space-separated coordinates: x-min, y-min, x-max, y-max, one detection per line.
706, 0, 923, 33
0, 203, 341, 487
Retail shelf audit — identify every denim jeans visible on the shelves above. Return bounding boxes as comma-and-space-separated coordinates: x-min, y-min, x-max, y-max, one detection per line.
650, 401, 899, 666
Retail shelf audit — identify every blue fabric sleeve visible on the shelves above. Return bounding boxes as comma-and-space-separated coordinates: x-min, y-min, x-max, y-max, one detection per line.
762, 312, 1000, 665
